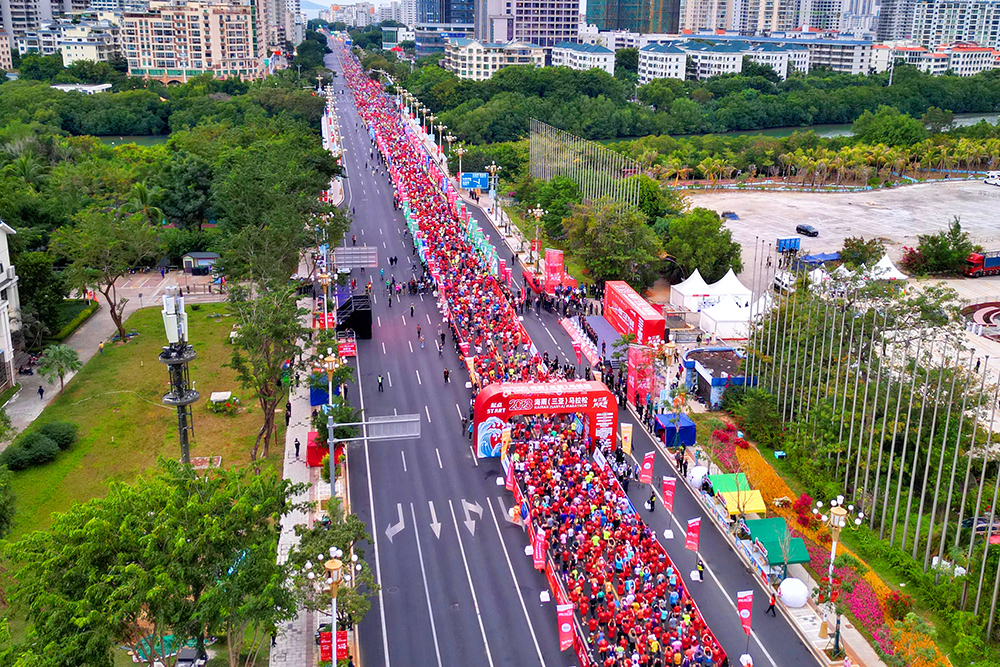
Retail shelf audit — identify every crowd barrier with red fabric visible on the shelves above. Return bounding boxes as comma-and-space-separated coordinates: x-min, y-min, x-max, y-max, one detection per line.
604, 281, 666, 346
340, 52, 535, 387
473, 380, 618, 458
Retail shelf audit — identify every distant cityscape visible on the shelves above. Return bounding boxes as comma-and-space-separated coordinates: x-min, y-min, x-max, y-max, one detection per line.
1, 0, 999, 83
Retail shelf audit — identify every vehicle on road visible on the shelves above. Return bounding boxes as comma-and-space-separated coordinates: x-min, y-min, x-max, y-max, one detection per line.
984, 171, 1000, 186
795, 224, 819, 237
962, 516, 1000, 535
966, 250, 1000, 277
773, 269, 797, 292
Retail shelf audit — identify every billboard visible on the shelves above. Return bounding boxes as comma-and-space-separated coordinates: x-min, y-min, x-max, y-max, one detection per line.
604, 280, 666, 345
460, 172, 489, 190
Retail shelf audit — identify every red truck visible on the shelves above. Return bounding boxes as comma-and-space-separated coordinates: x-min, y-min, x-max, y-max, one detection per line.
965, 250, 1000, 277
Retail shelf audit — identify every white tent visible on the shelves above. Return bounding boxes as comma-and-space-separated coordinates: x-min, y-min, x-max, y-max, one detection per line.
749, 293, 773, 319
707, 268, 753, 306
833, 264, 855, 278
867, 255, 908, 281
670, 269, 714, 310
808, 267, 830, 285
699, 296, 750, 339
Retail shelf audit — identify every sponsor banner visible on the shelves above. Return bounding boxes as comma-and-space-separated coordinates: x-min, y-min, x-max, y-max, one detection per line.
622, 423, 633, 455
663, 476, 677, 513
626, 345, 655, 408
639, 451, 655, 484
604, 280, 666, 345
319, 632, 332, 661
336, 631, 349, 660
557, 603, 575, 651
685, 517, 702, 552
572, 341, 582, 365
738, 590, 754, 636
533, 529, 546, 570
339, 340, 356, 357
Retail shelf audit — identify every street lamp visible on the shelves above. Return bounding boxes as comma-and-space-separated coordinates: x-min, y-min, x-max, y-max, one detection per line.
445, 132, 456, 155
325, 548, 344, 639
319, 272, 331, 330
812, 496, 864, 578
530, 203, 546, 273
426, 114, 437, 142
454, 144, 466, 178
435, 123, 445, 153
323, 350, 343, 510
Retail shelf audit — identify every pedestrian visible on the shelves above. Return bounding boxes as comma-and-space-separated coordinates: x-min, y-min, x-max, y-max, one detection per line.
38, 385, 44, 400
294, 438, 301, 458
976, 357, 982, 373
377, 375, 384, 391
388, 294, 392, 308
285, 411, 290, 427
352, 234, 357, 246
697, 559, 705, 582
646, 491, 656, 512
444, 368, 450, 383
286, 401, 292, 418
98, 341, 104, 355
410, 303, 415, 317
766, 591, 777, 616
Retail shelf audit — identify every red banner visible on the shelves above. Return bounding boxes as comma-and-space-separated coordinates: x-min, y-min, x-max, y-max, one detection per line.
557, 603, 575, 651
336, 630, 349, 659
544, 249, 564, 292
572, 341, 582, 365
626, 345, 655, 408
685, 517, 701, 552
639, 451, 655, 484
738, 590, 754, 636
339, 340, 356, 357
314, 311, 336, 329
663, 476, 676, 513
533, 529, 546, 570
604, 280, 666, 345
459, 341, 470, 357
319, 631, 332, 661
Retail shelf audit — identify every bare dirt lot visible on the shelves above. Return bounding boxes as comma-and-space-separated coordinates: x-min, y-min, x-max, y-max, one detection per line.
687, 179, 1000, 272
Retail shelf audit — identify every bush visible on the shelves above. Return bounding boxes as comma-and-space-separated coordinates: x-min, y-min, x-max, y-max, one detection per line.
51, 301, 99, 341
38, 421, 78, 450
0, 433, 59, 471
885, 589, 914, 620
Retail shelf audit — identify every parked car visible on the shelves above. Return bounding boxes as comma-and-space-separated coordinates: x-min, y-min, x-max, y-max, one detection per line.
796, 224, 819, 237
962, 516, 1000, 535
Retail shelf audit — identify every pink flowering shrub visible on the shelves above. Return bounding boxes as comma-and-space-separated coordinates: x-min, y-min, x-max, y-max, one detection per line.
712, 429, 731, 444
716, 440, 739, 472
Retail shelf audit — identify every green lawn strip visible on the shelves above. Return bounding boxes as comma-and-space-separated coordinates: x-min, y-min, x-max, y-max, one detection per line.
8, 305, 279, 539
0, 383, 20, 407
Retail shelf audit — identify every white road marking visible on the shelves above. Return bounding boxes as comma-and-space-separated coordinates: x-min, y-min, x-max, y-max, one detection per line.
543, 326, 557, 345
382, 342, 386, 355
410, 503, 444, 667
456, 403, 463, 419
387, 371, 392, 388
448, 500, 497, 667
435, 447, 443, 467
426, 313, 432, 324
383, 242, 387, 249
470, 445, 479, 465
409, 341, 414, 354
401, 450, 407, 472
486, 498, 547, 665
426, 405, 432, 423
416, 369, 422, 385
377, 316, 381, 327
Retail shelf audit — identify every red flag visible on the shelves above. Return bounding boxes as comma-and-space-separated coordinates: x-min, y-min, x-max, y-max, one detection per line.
639, 451, 655, 484
685, 517, 701, 552
533, 529, 546, 570
737, 590, 754, 636
557, 603, 575, 651
663, 476, 676, 513
572, 341, 582, 365
336, 631, 348, 660
319, 631, 332, 661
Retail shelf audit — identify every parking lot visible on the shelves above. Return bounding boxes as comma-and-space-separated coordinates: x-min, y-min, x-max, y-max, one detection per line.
687, 180, 1000, 279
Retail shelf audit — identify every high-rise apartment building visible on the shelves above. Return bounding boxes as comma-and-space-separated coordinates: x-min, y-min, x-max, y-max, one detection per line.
876, 0, 917, 39
399, 0, 416, 24
0, 31, 11, 68
587, 0, 679, 34
680, 0, 803, 32
122, 0, 265, 81
1, 0, 88, 39
912, 0, 1000, 48
482, 0, 579, 46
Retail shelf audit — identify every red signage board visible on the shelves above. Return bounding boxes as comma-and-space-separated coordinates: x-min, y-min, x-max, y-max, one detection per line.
314, 312, 337, 330
685, 517, 702, 552
626, 345, 655, 408
319, 631, 332, 661
533, 529, 546, 570
639, 451, 655, 484
339, 339, 356, 357
544, 249, 564, 292
473, 381, 618, 457
663, 476, 676, 513
737, 591, 754, 636
336, 630, 349, 660
603, 281, 666, 345
557, 603, 575, 651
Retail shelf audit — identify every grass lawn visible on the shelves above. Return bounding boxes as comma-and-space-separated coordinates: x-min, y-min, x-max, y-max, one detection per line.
7, 305, 285, 539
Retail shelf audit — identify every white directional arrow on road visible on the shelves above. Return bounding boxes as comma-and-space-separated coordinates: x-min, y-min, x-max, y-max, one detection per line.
462, 499, 483, 536
429, 500, 442, 538
385, 503, 405, 543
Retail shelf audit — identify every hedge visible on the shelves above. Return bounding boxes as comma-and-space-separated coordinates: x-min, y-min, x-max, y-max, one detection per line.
51, 301, 99, 342
0, 421, 80, 471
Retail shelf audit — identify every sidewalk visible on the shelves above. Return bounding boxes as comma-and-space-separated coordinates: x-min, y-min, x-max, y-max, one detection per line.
4, 283, 225, 435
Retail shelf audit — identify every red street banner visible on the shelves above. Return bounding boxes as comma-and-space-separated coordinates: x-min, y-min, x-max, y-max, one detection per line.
626, 345, 655, 408
319, 631, 332, 661
544, 249, 565, 292
685, 517, 701, 552
339, 340, 356, 357
737, 590, 754, 636
336, 630, 349, 660
533, 529, 546, 570
663, 476, 676, 513
572, 341, 582, 365
459, 341, 470, 357
639, 451, 655, 484
557, 603, 575, 651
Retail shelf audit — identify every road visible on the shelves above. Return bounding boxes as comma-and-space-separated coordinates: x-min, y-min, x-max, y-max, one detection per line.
327, 49, 820, 667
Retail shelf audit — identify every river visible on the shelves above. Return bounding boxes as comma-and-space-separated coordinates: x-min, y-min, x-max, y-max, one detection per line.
684, 111, 1000, 140
95, 135, 171, 147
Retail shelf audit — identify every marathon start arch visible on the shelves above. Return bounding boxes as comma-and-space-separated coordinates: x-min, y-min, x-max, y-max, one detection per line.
474, 381, 618, 458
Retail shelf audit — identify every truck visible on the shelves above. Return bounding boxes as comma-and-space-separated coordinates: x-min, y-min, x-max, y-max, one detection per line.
965, 250, 1000, 277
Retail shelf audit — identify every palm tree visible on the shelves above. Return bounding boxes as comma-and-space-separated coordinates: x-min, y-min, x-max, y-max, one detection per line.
37, 343, 83, 392
127, 181, 165, 225
4, 154, 46, 190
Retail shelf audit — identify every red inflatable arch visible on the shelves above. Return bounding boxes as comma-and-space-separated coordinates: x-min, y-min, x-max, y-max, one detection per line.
473, 380, 619, 458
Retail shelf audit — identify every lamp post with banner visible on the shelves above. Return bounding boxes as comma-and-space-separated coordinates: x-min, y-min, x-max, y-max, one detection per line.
530, 204, 546, 274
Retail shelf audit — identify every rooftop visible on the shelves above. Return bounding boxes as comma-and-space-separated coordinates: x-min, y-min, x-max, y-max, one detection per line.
553, 40, 613, 54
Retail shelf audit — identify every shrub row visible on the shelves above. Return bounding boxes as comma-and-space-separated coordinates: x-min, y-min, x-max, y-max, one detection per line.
0, 422, 79, 471
52, 301, 99, 342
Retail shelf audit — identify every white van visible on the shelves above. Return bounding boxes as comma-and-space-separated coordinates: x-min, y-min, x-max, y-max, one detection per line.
984, 171, 1000, 186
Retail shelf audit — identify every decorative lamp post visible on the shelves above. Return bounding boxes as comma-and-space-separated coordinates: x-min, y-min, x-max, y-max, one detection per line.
485, 161, 502, 221
436, 123, 445, 153
530, 203, 546, 273
426, 114, 437, 142
812, 495, 863, 578
454, 144, 466, 179
325, 548, 344, 639
445, 133, 456, 155
319, 273, 331, 331
322, 351, 343, 531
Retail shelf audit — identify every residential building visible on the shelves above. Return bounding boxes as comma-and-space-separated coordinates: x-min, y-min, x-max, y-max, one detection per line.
0, 31, 11, 68
551, 40, 614, 73
399, 0, 417, 25
86, 0, 147, 10
377, 0, 400, 21
15, 18, 61, 54
481, 0, 578, 46
694, 31, 867, 73
872, 40, 999, 73
0, 220, 20, 393
122, 0, 265, 82
1, 0, 90, 39
912, 0, 1000, 49
442, 36, 543, 79
876, 0, 917, 40
381, 23, 414, 47
60, 19, 119, 65
413, 21, 472, 54
637, 41, 685, 82
332, 2, 375, 26
587, 0, 679, 34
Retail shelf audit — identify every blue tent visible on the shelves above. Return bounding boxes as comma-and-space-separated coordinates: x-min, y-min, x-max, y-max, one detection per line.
654, 413, 697, 448
800, 252, 840, 265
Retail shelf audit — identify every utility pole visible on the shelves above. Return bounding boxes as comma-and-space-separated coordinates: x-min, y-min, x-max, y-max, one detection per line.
158, 287, 200, 465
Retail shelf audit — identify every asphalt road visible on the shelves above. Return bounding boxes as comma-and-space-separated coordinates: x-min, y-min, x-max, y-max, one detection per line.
328, 48, 820, 667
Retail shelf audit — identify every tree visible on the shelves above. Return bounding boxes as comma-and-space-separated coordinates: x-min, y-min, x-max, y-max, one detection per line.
152, 152, 215, 229
125, 181, 164, 225
615, 48, 639, 74
0, 465, 15, 539
564, 197, 663, 289
921, 106, 954, 134
660, 208, 743, 282
904, 216, 975, 275
14, 251, 69, 333
851, 106, 927, 148
287, 497, 379, 630
228, 283, 308, 462
36, 343, 82, 391
840, 236, 885, 267
740, 58, 781, 83
50, 207, 162, 341
5, 460, 307, 667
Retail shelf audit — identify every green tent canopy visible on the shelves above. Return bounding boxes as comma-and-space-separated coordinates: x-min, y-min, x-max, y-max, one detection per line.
708, 473, 751, 494
744, 517, 811, 566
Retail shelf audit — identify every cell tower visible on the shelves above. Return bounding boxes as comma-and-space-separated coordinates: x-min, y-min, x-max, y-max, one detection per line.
159, 287, 200, 464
